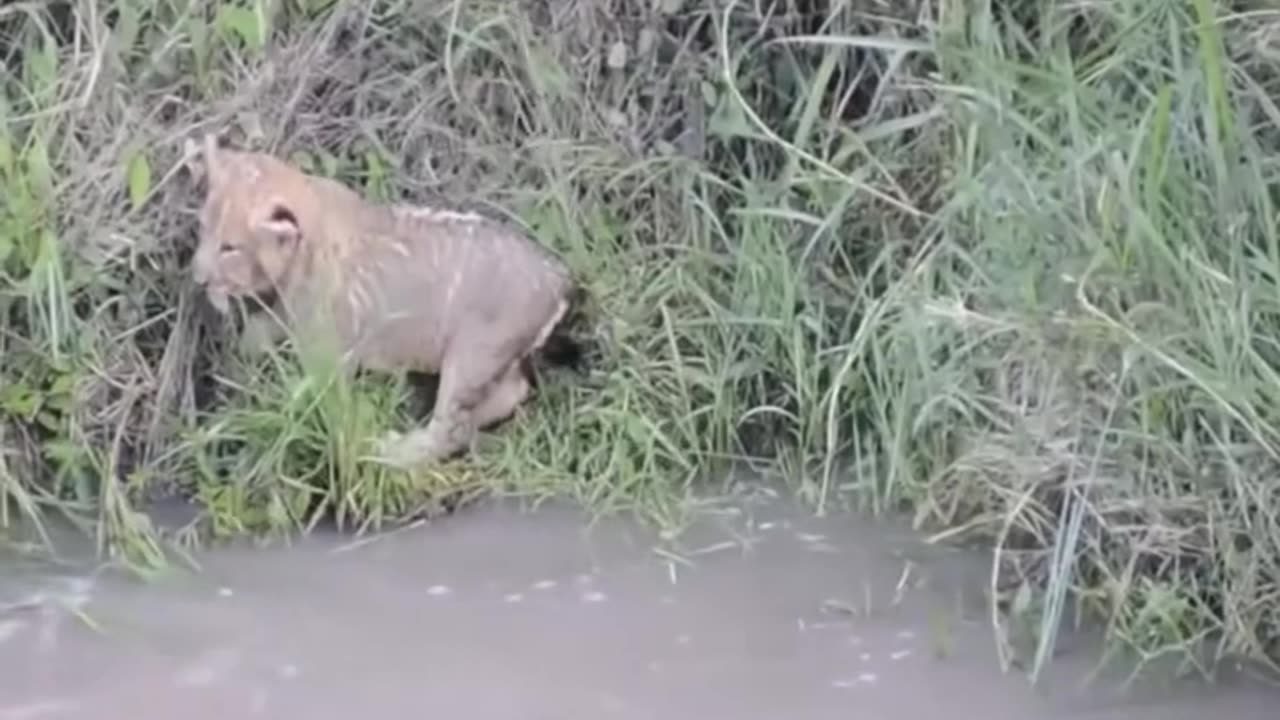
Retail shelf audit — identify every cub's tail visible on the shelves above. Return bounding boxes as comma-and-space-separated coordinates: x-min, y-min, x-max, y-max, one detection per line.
523, 284, 595, 386
538, 332, 586, 371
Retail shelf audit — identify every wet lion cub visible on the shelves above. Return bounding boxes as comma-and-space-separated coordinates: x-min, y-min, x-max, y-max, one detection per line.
188, 134, 578, 468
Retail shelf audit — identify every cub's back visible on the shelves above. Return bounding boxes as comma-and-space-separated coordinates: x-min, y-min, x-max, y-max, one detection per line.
383, 204, 572, 306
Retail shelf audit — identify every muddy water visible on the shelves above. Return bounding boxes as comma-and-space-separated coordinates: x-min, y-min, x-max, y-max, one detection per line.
1, 489, 1277, 719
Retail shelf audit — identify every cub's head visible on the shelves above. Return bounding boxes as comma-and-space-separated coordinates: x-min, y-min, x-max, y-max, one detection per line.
190, 134, 308, 314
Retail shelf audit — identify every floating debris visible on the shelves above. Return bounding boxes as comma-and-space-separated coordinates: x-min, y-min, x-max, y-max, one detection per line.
820, 598, 858, 617
832, 672, 879, 689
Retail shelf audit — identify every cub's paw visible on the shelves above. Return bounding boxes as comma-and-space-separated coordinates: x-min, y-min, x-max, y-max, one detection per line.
365, 429, 442, 470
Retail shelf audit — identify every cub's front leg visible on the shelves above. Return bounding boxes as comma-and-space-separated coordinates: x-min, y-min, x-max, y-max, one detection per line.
238, 312, 289, 356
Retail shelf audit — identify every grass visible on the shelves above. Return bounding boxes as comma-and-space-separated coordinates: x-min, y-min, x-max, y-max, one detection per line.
2, 0, 1280, 684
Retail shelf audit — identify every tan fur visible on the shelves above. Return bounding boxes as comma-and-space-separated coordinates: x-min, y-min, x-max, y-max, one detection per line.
190, 134, 576, 467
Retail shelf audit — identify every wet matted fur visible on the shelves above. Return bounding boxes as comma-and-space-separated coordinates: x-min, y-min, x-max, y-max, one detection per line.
188, 133, 583, 467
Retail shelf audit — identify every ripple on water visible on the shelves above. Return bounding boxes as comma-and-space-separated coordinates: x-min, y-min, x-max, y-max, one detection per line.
4, 499, 1279, 719
832, 672, 880, 689
172, 647, 242, 689
0, 619, 25, 645
0, 698, 81, 719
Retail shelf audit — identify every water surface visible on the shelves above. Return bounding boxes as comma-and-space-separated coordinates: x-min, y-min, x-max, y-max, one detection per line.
1, 488, 1276, 719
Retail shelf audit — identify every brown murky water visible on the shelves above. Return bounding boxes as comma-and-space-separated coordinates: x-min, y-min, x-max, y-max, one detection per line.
1, 487, 1277, 719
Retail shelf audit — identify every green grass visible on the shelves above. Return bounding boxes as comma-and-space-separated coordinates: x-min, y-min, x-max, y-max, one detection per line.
3, 0, 1280, 683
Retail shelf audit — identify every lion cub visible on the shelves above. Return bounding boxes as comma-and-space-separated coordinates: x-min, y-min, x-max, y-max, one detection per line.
189, 134, 577, 468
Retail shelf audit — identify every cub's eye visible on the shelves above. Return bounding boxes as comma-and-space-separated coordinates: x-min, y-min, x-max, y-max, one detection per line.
219, 242, 239, 254
268, 206, 298, 226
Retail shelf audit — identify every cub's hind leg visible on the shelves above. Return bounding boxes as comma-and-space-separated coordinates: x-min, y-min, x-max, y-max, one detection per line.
473, 359, 532, 431
372, 333, 516, 468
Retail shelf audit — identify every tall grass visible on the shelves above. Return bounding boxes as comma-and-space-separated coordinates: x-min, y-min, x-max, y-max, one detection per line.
2, 0, 1279, 680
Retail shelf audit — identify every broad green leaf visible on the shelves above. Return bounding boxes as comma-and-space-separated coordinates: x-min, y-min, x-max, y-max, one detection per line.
0, 382, 37, 417
187, 14, 210, 81
126, 151, 153, 211
290, 150, 315, 173
700, 80, 718, 107
303, 0, 338, 19
24, 136, 52, 200
364, 151, 385, 197
217, 3, 266, 52
113, 0, 142, 56
320, 151, 339, 178
25, 37, 59, 97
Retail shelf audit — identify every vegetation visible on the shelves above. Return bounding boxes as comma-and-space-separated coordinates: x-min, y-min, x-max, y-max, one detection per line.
3, 0, 1279, 682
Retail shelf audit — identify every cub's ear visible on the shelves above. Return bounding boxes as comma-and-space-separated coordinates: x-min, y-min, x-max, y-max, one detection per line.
181, 135, 210, 187
200, 132, 227, 188
259, 202, 301, 247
